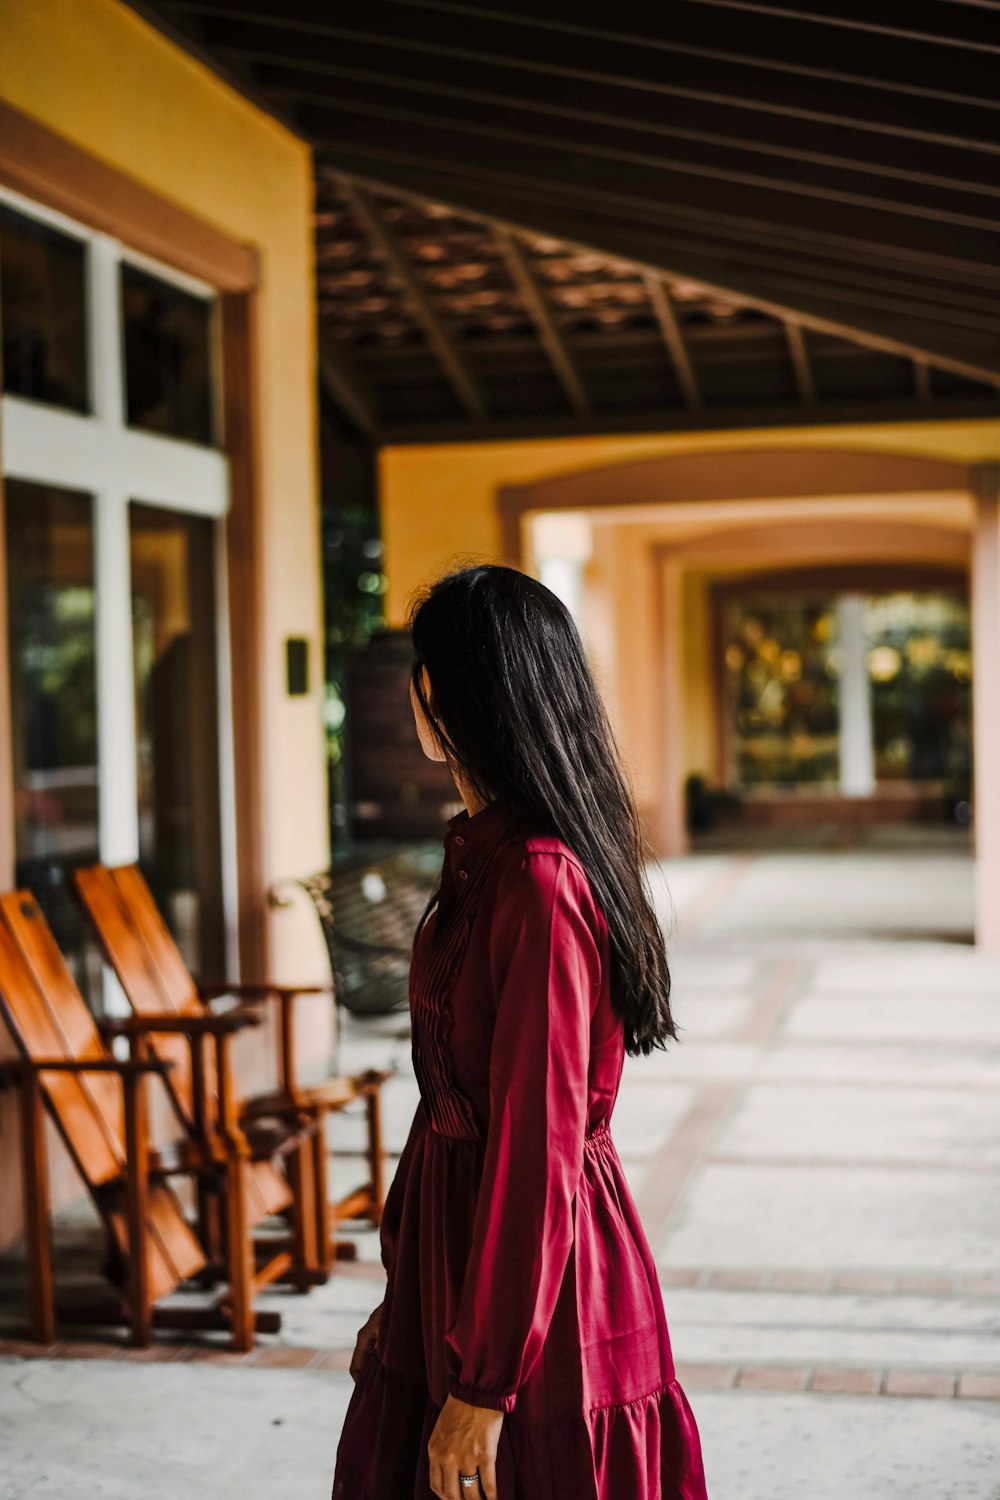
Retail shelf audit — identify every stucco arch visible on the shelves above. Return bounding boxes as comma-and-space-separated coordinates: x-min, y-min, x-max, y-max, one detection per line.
499, 445, 981, 562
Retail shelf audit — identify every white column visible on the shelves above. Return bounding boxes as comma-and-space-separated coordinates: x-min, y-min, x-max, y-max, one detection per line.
89, 233, 140, 866
539, 556, 584, 622
971, 463, 1000, 952
532, 512, 593, 629
837, 593, 876, 797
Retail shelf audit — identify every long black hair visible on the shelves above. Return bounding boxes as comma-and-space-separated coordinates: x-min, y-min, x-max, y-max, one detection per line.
408, 562, 676, 1057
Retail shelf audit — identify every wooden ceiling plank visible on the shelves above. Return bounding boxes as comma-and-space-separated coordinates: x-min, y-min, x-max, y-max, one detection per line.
643, 276, 702, 412
317, 328, 379, 439
340, 180, 486, 419
299, 99, 1000, 250
189, 18, 1000, 159
784, 321, 817, 407
162, 3, 1000, 111
222, 46, 1000, 180
322, 158, 1000, 382
677, 0, 1000, 53
492, 224, 590, 415
306, 117, 1000, 285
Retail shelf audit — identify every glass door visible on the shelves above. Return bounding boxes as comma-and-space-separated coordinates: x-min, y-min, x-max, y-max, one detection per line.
130, 503, 225, 976
4, 479, 102, 998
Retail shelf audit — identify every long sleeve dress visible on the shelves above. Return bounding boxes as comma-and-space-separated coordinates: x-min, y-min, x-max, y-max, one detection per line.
331, 799, 708, 1500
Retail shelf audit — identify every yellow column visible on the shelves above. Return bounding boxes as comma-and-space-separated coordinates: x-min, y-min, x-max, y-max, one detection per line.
971, 462, 1000, 951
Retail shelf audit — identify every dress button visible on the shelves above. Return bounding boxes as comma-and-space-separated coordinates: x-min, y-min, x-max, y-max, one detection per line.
458, 868, 469, 880
454, 835, 465, 845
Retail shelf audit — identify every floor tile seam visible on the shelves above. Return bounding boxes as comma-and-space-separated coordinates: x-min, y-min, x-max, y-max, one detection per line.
5, 1347, 1000, 1399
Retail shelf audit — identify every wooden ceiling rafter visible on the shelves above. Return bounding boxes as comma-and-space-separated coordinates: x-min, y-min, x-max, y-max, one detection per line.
317, 328, 379, 440
643, 275, 702, 413
783, 321, 816, 409
339, 178, 487, 419
492, 224, 591, 416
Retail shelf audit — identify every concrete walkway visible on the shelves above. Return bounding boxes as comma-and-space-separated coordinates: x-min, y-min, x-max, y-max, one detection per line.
2, 845, 999, 1499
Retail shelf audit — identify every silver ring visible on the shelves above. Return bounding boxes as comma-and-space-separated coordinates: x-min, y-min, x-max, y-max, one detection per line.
459, 1474, 479, 1489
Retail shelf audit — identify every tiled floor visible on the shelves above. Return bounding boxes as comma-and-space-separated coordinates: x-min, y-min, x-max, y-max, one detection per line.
3, 842, 1000, 1499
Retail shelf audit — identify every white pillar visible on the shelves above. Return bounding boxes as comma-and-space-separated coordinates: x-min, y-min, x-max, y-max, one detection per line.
539, 556, 584, 623
837, 593, 876, 797
971, 463, 1000, 952
532, 513, 593, 629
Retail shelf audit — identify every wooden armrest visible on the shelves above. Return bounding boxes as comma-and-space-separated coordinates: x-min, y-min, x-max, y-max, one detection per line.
197, 981, 334, 1001
100, 1009, 261, 1039
22, 1056, 173, 1076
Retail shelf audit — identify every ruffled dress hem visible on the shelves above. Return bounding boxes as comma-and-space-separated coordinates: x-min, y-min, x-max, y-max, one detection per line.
331, 1347, 708, 1500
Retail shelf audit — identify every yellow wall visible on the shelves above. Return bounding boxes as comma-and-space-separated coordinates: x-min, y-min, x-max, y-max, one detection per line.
0, 0, 329, 1243
381, 418, 1000, 625
382, 422, 996, 854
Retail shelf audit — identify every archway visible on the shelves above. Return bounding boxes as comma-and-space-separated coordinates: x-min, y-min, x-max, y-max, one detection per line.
499, 448, 1000, 949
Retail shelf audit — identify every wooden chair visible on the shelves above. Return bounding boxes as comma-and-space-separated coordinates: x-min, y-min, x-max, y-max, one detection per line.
72, 863, 386, 1259
0, 891, 282, 1350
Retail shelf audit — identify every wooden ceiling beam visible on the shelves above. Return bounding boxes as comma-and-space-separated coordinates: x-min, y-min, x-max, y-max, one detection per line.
677, 0, 1000, 53
317, 327, 379, 439
230, 49, 1000, 186
163, 4, 1000, 107
267, 77, 1000, 233
204, 32, 1000, 168
492, 224, 590, 416
340, 180, 486, 419
784, 321, 816, 407
643, 276, 702, 413
373, 392, 1000, 447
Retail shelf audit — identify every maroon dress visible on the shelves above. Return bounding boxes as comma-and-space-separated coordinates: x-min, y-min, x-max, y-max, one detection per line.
331, 800, 708, 1500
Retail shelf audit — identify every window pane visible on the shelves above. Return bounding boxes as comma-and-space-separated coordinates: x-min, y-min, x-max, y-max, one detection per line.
121, 263, 215, 445
131, 503, 225, 976
0, 205, 88, 412
723, 595, 841, 789
4, 479, 101, 1003
866, 592, 972, 785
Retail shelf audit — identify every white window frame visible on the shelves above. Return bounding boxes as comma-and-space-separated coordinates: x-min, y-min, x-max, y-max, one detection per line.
0, 183, 238, 970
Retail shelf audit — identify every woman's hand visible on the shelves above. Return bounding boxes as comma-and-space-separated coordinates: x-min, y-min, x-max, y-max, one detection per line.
428, 1394, 503, 1500
349, 1300, 383, 1383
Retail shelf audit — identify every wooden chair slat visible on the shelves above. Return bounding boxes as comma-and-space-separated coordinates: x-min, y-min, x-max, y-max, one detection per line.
105, 1189, 203, 1305
73, 866, 198, 1121
110, 866, 202, 1014
0, 893, 126, 1163
0, 905, 122, 1187
247, 1159, 290, 1221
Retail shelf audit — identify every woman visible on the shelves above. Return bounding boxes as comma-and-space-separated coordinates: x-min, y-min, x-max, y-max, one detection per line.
331, 564, 708, 1500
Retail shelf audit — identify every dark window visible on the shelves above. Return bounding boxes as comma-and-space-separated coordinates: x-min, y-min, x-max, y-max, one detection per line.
130, 502, 225, 976
4, 479, 102, 1004
121, 263, 215, 445
0, 205, 88, 412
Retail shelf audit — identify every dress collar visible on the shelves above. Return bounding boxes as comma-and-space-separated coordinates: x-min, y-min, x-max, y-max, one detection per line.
444, 798, 517, 880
